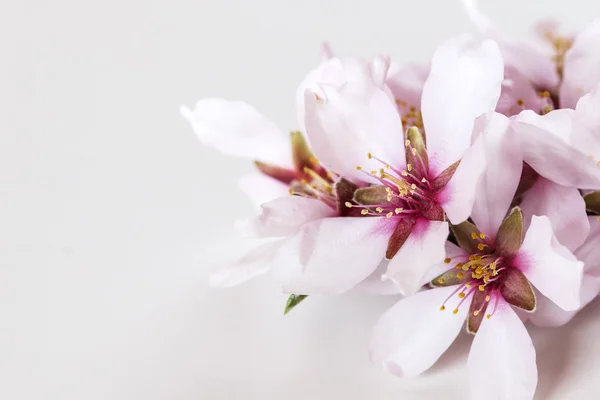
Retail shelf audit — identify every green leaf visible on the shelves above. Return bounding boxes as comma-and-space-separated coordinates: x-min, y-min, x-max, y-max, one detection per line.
284, 294, 308, 315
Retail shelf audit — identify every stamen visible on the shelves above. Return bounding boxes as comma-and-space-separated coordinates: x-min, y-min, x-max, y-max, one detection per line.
444, 258, 451, 264
361, 209, 369, 215
344, 202, 353, 208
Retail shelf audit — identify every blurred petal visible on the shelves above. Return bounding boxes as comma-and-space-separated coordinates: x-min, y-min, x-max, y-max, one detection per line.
468, 297, 537, 400
238, 174, 289, 208
369, 286, 468, 377
181, 98, 291, 166
304, 78, 405, 182
459, 0, 492, 32
561, 18, 600, 108
438, 134, 487, 224
421, 34, 503, 174
496, 66, 545, 116
209, 239, 285, 287
514, 109, 600, 189
274, 217, 391, 294
574, 216, 600, 274
520, 177, 589, 252
470, 112, 521, 238
517, 215, 584, 311
529, 275, 600, 327
383, 219, 449, 295
238, 196, 336, 238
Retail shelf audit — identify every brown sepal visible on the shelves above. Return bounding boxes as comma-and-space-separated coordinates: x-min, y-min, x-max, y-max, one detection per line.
495, 207, 524, 259
584, 190, 600, 214
499, 268, 536, 312
422, 202, 445, 221
290, 131, 316, 171
432, 160, 460, 192
467, 290, 489, 334
405, 126, 429, 171
431, 269, 469, 287
334, 178, 359, 217
450, 220, 483, 254
255, 161, 298, 184
385, 218, 416, 259
353, 185, 390, 205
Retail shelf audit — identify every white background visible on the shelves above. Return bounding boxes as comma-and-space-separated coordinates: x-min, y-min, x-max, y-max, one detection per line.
2, 0, 600, 399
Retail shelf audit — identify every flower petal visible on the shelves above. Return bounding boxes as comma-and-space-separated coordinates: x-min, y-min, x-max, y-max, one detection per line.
470, 112, 522, 238
180, 99, 291, 166
520, 177, 590, 252
459, 0, 492, 32
353, 259, 403, 295
468, 297, 537, 400
237, 195, 336, 238
382, 219, 449, 295
561, 18, 600, 108
273, 216, 391, 294
517, 215, 584, 311
513, 109, 600, 189
574, 216, 600, 275
528, 274, 600, 327
438, 133, 487, 224
209, 238, 285, 287
303, 78, 405, 183
238, 174, 290, 208
496, 66, 545, 116
421, 34, 503, 174
369, 286, 468, 378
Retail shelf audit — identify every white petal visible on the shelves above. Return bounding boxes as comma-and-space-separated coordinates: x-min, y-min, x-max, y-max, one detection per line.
273, 217, 391, 295
470, 112, 521, 237
303, 78, 405, 183
180, 99, 291, 166
237, 174, 289, 209
468, 297, 537, 400
383, 219, 449, 295
237, 196, 336, 238
439, 133, 487, 225
353, 259, 403, 295
517, 215, 584, 311
422, 34, 503, 174
519, 177, 590, 252
369, 286, 468, 377
209, 239, 285, 287
459, 0, 492, 32
574, 216, 600, 275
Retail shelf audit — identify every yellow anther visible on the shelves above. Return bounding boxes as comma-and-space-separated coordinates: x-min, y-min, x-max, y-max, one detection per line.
452, 308, 459, 315
301, 179, 308, 184
356, 166, 362, 170
455, 263, 463, 269
361, 209, 369, 215
309, 156, 318, 164
387, 195, 393, 202
421, 177, 427, 183
367, 152, 372, 159
597, 216, 600, 222
462, 264, 470, 271
344, 202, 353, 208
473, 310, 480, 316
401, 170, 408, 176
411, 148, 417, 155
479, 232, 485, 239
457, 272, 464, 279
376, 207, 384, 213
478, 285, 485, 292
386, 212, 393, 218
407, 164, 413, 171
471, 232, 478, 240
517, 98, 524, 106
458, 292, 465, 299
444, 258, 451, 264
405, 140, 410, 147
477, 243, 486, 251
395, 208, 403, 214
486, 314, 491, 319
465, 283, 472, 289
370, 170, 377, 175
439, 305, 445, 311
485, 295, 491, 302
438, 278, 445, 284
411, 184, 417, 190
489, 262, 497, 269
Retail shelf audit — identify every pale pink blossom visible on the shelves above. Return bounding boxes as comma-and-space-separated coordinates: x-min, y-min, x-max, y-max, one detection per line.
273, 34, 504, 296
461, 0, 600, 113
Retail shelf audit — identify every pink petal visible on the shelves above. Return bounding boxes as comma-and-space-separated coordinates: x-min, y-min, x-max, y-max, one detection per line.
470, 112, 521, 238
496, 66, 545, 116
180, 99, 291, 166
468, 297, 537, 400
237, 174, 290, 209
273, 217, 391, 295
382, 219, 449, 295
439, 133, 487, 225
561, 18, 600, 108
353, 260, 403, 295
209, 239, 285, 287
423, 241, 470, 283
385, 61, 430, 128
237, 196, 336, 238
520, 177, 590, 252
528, 275, 600, 327
369, 286, 468, 378
513, 109, 600, 189
574, 216, 600, 275
303, 78, 405, 183
421, 34, 503, 174
517, 215, 584, 311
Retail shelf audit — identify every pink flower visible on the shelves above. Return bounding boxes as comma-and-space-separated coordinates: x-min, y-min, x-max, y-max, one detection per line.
461, 0, 600, 113
369, 198, 584, 400
270, 35, 504, 296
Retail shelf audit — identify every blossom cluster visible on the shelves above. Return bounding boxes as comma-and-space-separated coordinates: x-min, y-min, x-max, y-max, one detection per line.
181, 2, 600, 399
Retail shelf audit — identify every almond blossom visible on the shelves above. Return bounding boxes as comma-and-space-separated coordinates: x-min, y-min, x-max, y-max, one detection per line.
461, 0, 600, 114
273, 34, 503, 296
